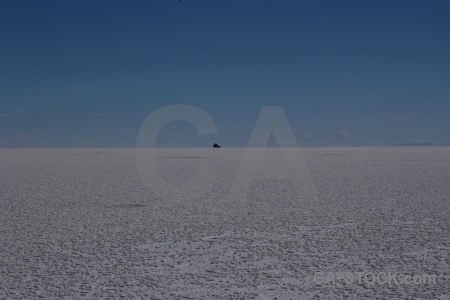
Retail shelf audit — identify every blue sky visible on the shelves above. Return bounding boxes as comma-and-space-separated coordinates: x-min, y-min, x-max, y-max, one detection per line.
1, 0, 449, 147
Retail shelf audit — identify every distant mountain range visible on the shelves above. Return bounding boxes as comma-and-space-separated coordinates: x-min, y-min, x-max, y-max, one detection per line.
394, 142, 435, 146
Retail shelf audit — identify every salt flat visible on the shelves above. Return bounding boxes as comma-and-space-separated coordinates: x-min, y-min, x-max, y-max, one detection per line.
0, 147, 449, 299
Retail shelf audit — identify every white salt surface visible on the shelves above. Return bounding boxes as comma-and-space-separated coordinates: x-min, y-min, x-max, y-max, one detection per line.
0, 147, 449, 299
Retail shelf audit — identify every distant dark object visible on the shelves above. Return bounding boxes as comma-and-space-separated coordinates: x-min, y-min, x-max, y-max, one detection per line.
213, 143, 221, 148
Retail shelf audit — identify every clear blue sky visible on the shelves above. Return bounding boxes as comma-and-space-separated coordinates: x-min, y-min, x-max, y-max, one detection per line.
1, 0, 449, 147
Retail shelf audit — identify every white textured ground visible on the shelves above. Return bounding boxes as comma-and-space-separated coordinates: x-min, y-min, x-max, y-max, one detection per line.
0, 147, 449, 299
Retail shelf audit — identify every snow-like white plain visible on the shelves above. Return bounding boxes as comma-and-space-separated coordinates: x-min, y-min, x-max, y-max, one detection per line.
0, 147, 449, 299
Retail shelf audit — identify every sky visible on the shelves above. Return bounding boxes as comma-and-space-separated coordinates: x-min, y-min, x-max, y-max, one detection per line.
0, 0, 449, 147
